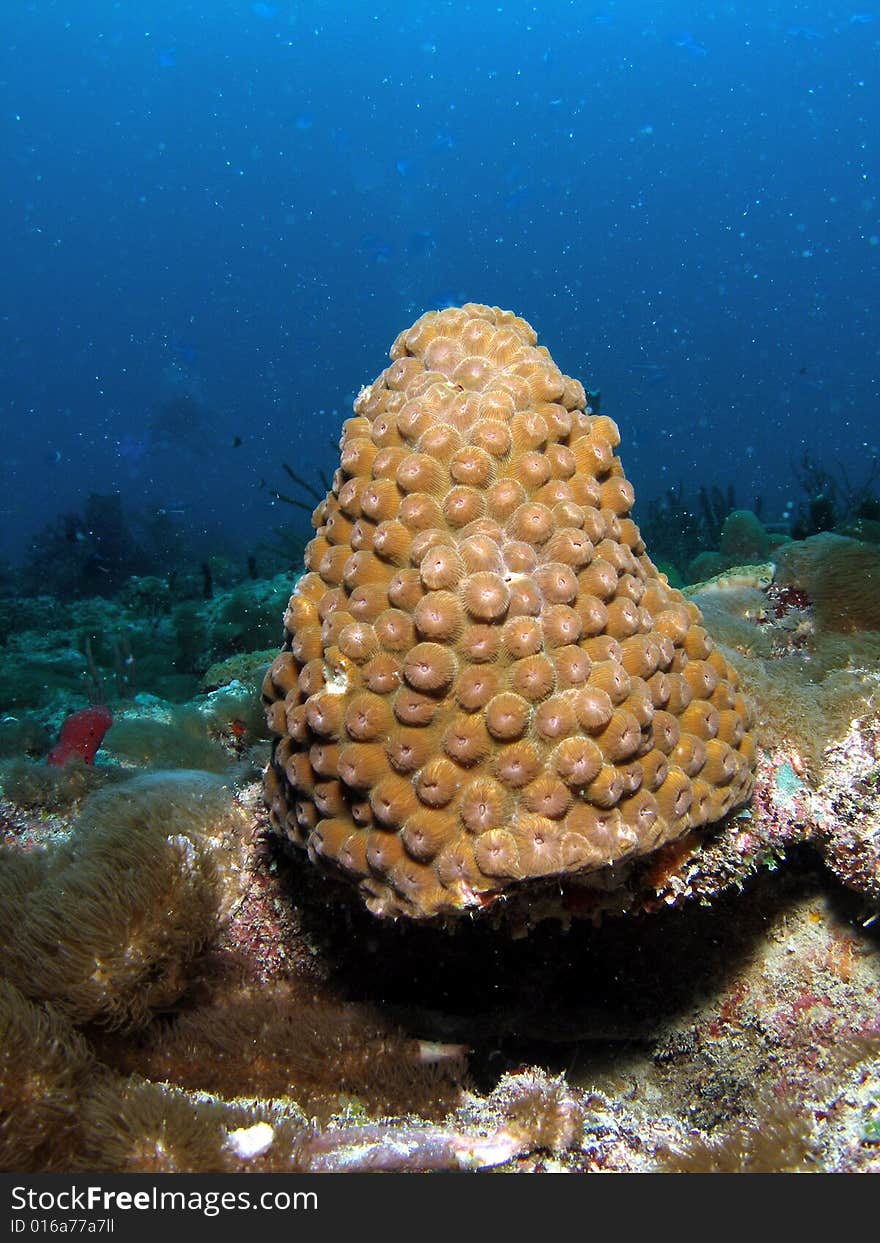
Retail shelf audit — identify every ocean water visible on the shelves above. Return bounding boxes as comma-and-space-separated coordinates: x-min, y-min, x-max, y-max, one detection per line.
1, 0, 877, 571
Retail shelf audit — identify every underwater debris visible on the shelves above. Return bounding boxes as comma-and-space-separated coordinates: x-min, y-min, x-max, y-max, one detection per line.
263, 304, 757, 920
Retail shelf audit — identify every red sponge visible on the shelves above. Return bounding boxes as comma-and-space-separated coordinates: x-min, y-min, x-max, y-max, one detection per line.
47, 705, 113, 767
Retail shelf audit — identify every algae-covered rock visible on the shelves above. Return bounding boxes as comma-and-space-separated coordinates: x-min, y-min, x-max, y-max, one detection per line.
0, 639, 93, 711
104, 701, 237, 773
774, 532, 880, 634
720, 509, 773, 563
205, 575, 291, 653
201, 649, 277, 692
687, 546, 880, 772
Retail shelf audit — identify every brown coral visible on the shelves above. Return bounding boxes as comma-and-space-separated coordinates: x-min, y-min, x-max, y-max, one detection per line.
262, 304, 756, 919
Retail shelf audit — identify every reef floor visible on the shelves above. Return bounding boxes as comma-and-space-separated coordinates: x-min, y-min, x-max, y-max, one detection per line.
2, 741, 879, 1173
1, 553, 879, 1173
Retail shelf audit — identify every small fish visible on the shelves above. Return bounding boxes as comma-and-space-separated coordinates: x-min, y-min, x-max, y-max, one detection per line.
61, 514, 81, 542
358, 233, 393, 263
674, 33, 708, 55
407, 230, 437, 259
232, 435, 243, 448
426, 291, 466, 311
504, 186, 531, 212
630, 362, 669, 381
170, 338, 199, 365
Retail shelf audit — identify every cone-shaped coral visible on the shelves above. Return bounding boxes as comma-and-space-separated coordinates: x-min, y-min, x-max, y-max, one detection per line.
263, 304, 756, 918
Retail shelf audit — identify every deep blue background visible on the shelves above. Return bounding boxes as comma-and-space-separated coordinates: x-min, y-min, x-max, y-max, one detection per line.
1, 1, 878, 566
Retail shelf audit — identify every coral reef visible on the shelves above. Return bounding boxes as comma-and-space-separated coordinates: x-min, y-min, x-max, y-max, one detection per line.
0, 756, 114, 813
19, 492, 169, 601
790, 449, 880, 542
718, 509, 775, 564
638, 481, 736, 582
1, 649, 879, 1173
0, 762, 593, 1174
0, 979, 100, 1172
106, 982, 466, 1126
637, 486, 785, 585
104, 704, 242, 774
0, 572, 292, 731
260, 459, 337, 572
3, 308, 880, 1176
263, 304, 756, 919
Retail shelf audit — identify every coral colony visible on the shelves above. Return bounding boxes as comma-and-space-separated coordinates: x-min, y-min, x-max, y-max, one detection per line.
2, 306, 880, 1174
263, 305, 756, 919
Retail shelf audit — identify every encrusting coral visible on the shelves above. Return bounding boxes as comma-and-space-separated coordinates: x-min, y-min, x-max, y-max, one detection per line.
263, 304, 757, 919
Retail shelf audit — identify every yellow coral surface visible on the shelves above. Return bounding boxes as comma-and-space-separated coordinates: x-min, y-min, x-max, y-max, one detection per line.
263, 304, 756, 917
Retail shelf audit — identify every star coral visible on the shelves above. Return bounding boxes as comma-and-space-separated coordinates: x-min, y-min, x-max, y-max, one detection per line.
262, 304, 757, 919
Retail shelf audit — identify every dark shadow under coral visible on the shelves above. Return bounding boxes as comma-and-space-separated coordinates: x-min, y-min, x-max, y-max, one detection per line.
275, 840, 850, 1091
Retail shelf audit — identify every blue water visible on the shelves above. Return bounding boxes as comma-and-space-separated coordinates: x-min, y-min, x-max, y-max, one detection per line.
1, 1, 878, 569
